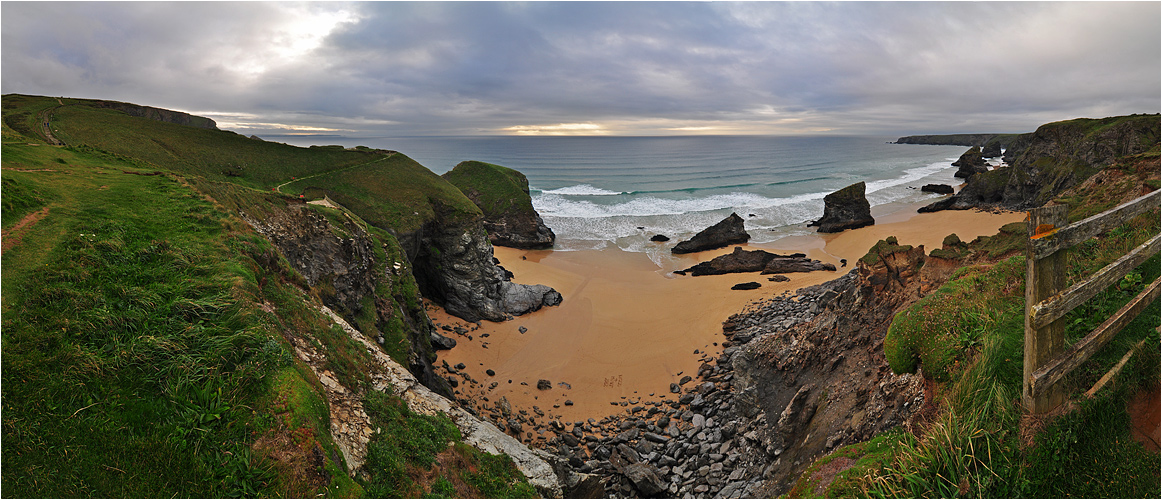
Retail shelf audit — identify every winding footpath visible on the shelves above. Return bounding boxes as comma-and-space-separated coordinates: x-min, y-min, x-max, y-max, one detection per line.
274, 152, 395, 194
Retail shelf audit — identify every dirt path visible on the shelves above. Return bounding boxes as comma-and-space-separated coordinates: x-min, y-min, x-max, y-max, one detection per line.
2, 207, 50, 255
36, 106, 63, 146
275, 153, 394, 194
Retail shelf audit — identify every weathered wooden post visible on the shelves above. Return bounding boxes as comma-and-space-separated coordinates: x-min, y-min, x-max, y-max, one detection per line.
1024, 205, 1067, 413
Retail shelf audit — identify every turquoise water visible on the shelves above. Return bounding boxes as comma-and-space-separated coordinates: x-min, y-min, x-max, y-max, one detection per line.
272, 135, 973, 257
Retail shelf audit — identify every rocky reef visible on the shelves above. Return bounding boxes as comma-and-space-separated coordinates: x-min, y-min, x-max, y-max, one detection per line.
921, 114, 1160, 213
672, 213, 751, 254
809, 182, 875, 233
675, 246, 836, 276
442, 160, 555, 249
921, 183, 954, 194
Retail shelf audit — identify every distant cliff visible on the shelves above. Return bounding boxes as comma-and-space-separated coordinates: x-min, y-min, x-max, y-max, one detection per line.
89, 100, 218, 129
894, 133, 1017, 147
920, 114, 1160, 212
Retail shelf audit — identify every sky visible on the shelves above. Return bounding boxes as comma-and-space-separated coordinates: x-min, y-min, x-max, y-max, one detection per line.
2, 2, 1159, 138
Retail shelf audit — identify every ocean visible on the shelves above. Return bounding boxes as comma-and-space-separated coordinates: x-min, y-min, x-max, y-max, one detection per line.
271, 135, 986, 264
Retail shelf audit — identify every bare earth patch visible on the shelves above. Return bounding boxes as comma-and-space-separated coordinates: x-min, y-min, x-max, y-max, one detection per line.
1128, 386, 1160, 453
2, 207, 50, 255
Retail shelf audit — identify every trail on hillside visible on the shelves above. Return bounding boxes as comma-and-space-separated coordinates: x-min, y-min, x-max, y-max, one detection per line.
2, 207, 50, 254
36, 107, 63, 146
275, 152, 395, 194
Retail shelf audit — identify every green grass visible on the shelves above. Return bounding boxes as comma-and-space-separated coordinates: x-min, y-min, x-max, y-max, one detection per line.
359, 391, 536, 499
441, 160, 536, 218
866, 204, 1160, 497
0, 141, 361, 497
290, 153, 481, 234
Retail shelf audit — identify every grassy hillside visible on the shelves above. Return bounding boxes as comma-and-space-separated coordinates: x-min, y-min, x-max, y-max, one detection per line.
1, 95, 531, 497
441, 160, 535, 218
8, 95, 481, 236
789, 151, 1161, 498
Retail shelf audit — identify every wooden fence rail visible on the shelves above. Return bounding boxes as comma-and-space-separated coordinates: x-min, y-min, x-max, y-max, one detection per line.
1023, 190, 1161, 414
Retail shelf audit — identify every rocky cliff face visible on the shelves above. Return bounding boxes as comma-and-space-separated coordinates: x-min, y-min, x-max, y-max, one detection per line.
442, 161, 556, 249
408, 211, 561, 323
923, 114, 1160, 212
91, 100, 218, 129
725, 237, 941, 497
241, 201, 452, 396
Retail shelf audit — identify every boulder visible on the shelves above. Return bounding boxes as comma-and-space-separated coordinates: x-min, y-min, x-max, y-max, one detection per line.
499, 282, 562, 317
671, 213, 750, 254
430, 332, 457, 350
732, 282, 761, 290
808, 182, 875, 233
622, 463, 668, 496
920, 184, 954, 194
537, 379, 552, 390
650, 234, 670, 242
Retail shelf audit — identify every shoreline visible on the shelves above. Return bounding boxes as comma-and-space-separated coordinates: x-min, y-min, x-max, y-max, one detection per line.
433, 206, 1026, 430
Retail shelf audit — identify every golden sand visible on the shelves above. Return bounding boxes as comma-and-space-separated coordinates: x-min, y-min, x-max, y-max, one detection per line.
433, 208, 1027, 427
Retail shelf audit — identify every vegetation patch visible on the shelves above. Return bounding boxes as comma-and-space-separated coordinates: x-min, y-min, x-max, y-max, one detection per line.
359, 390, 536, 498
441, 160, 536, 217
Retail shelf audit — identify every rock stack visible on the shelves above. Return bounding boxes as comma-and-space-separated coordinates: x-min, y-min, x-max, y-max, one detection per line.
671, 213, 750, 254
808, 182, 875, 233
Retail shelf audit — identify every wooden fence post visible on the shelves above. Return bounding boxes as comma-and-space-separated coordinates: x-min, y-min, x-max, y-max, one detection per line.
1024, 205, 1068, 413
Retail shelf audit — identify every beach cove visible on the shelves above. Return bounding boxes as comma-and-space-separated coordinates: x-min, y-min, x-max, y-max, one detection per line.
433, 204, 1026, 429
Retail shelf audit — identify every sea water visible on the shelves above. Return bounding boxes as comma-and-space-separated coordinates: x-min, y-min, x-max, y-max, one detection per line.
271, 135, 980, 265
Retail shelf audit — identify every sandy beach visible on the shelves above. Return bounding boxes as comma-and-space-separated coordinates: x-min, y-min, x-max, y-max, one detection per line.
433, 207, 1027, 433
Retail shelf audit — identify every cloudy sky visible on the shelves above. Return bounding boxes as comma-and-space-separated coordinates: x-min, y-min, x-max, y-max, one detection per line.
3, 2, 1159, 137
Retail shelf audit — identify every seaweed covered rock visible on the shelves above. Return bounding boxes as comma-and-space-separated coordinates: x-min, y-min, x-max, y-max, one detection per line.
671, 212, 750, 254
809, 182, 875, 233
442, 161, 555, 249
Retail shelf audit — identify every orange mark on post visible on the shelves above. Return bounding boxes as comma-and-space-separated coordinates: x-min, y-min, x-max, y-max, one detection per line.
1031, 223, 1058, 240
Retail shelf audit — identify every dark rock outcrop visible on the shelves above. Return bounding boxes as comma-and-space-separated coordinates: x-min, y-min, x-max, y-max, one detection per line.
952, 146, 990, 179
671, 213, 750, 254
732, 282, 761, 290
677, 246, 835, 276
241, 203, 450, 396
809, 182, 875, 233
921, 184, 954, 194
650, 234, 670, 242
442, 161, 555, 249
410, 218, 561, 323
981, 141, 1003, 158
921, 114, 1160, 213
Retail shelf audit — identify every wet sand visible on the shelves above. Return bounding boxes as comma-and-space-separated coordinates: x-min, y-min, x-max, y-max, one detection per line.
433, 207, 1027, 430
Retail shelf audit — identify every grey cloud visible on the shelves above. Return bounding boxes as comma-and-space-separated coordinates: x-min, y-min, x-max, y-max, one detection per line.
2, 2, 1158, 137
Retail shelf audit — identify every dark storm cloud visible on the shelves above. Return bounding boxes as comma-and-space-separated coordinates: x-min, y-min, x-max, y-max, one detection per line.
2, 2, 1158, 136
